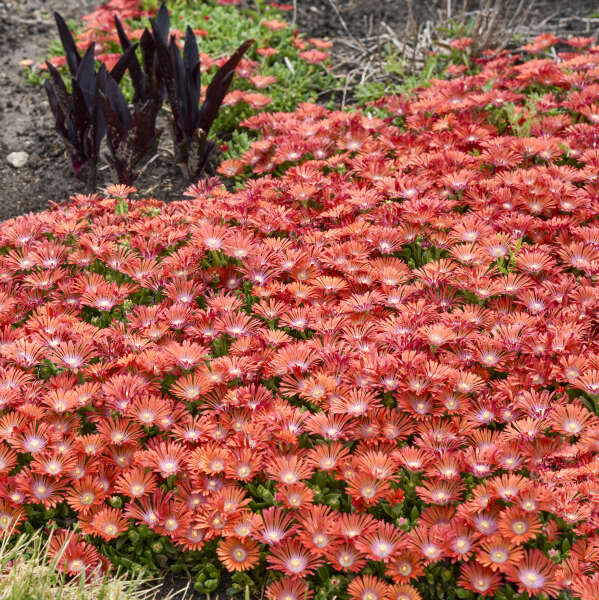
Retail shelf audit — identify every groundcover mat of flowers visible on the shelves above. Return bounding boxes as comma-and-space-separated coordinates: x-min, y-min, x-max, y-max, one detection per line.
2, 35, 599, 600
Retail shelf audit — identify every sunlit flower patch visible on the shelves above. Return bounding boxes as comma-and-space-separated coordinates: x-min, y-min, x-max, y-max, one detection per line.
2, 33, 599, 600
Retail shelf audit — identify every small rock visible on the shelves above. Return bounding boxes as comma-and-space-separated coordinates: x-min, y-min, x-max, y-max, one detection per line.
7, 151, 29, 168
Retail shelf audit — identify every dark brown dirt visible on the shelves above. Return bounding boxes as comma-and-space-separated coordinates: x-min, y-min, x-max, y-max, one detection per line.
1, 0, 599, 221
0, 0, 193, 222
0, 0, 90, 219
294, 0, 599, 42
293, 0, 599, 94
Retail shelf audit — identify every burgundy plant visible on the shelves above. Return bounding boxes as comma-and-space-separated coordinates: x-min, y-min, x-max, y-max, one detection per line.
151, 2, 253, 179
99, 69, 164, 185
44, 12, 136, 187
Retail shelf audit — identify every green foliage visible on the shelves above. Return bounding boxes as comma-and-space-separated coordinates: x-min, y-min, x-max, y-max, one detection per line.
353, 52, 447, 106
396, 238, 445, 269
416, 562, 461, 600
193, 558, 220, 593
124, 0, 334, 156
313, 569, 349, 600
495, 236, 524, 274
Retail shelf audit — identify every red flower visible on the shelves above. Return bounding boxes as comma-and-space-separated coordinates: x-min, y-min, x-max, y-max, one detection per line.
267, 540, 323, 577
80, 507, 127, 541
266, 580, 313, 600
299, 50, 329, 64
458, 563, 502, 596
217, 537, 260, 571
48, 530, 107, 576
347, 575, 389, 600
505, 549, 560, 597
4, 20, 599, 599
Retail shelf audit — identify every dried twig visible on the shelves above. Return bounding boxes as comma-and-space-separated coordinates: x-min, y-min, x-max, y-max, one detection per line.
5, 16, 52, 26
326, 0, 363, 47
311, 0, 596, 109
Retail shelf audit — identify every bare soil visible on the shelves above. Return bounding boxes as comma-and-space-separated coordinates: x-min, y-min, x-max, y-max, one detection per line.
295, 0, 599, 41
295, 0, 599, 104
0, 0, 193, 221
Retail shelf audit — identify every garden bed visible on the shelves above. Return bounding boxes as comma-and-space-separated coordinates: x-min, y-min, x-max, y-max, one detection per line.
1, 2, 599, 600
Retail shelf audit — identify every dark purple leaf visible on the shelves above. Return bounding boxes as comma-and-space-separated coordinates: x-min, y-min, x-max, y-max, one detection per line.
183, 26, 201, 122
139, 29, 155, 78
154, 1, 170, 45
101, 96, 161, 184
109, 42, 139, 85
45, 60, 70, 114
198, 39, 253, 135
70, 78, 90, 139
140, 29, 160, 102
183, 26, 199, 74
104, 72, 132, 132
94, 67, 107, 156
100, 94, 123, 156
170, 37, 189, 138
114, 14, 145, 100
153, 23, 180, 139
76, 43, 97, 113
113, 14, 131, 51
44, 79, 68, 140
54, 11, 81, 76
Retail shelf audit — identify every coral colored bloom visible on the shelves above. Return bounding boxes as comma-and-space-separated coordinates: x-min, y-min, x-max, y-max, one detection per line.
506, 550, 560, 597
267, 540, 323, 577
81, 508, 127, 541
266, 580, 313, 600
347, 575, 389, 600
217, 537, 259, 571
299, 49, 330, 63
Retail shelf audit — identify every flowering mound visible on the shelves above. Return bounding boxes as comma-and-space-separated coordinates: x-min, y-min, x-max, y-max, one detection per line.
2, 36, 599, 600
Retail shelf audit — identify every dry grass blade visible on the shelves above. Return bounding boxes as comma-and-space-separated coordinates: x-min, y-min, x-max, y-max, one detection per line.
322, 0, 597, 107
0, 529, 188, 600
